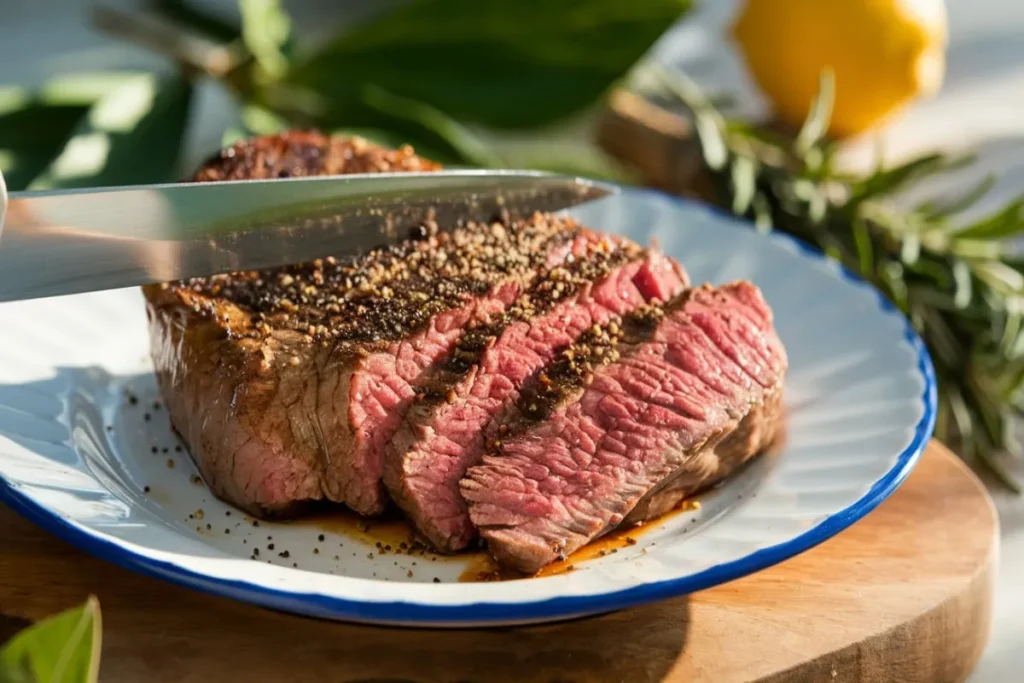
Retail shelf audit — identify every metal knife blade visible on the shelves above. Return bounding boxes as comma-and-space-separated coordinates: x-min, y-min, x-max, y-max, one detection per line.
0, 170, 616, 302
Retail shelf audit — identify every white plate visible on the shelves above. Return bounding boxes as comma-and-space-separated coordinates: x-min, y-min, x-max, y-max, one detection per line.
0, 188, 935, 627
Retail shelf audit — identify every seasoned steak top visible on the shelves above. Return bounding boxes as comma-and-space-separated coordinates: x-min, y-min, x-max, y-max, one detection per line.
190, 130, 441, 182
512, 299, 670, 424
419, 235, 643, 390
159, 130, 607, 345
171, 212, 583, 344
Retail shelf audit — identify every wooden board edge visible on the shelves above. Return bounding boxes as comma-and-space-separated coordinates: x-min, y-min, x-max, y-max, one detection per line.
761, 445, 999, 683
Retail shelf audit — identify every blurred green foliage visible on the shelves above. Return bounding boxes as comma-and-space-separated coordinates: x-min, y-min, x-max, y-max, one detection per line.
0, 597, 101, 683
0, 0, 693, 190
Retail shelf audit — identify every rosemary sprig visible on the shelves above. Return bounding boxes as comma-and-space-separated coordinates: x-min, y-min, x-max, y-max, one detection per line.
655, 68, 1024, 491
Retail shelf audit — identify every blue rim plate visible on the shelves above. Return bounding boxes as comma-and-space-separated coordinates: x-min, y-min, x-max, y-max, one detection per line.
0, 188, 935, 627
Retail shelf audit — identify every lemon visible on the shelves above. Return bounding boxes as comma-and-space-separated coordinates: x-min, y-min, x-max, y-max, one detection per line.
731, 0, 948, 137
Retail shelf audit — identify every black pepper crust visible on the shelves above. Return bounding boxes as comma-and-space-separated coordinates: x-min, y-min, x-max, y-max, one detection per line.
410, 233, 643, 403
451, 237, 640, 362
155, 131, 597, 345
502, 289, 694, 432
175, 212, 583, 344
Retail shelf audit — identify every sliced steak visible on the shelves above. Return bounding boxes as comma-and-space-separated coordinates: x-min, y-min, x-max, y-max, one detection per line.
461, 282, 787, 573
144, 132, 590, 517
622, 393, 784, 524
384, 245, 688, 551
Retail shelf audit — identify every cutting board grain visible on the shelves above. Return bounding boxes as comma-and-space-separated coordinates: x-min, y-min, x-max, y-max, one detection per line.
0, 441, 995, 683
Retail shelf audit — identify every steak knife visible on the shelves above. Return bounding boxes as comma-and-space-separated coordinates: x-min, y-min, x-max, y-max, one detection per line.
0, 169, 615, 302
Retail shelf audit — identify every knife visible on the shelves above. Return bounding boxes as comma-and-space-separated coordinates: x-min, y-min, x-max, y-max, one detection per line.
0, 169, 616, 302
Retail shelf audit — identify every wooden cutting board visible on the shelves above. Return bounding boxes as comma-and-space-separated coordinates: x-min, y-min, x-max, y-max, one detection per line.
0, 441, 996, 683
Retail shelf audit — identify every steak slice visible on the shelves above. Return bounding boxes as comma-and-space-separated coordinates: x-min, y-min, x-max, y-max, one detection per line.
144, 132, 589, 517
622, 392, 783, 524
384, 245, 688, 551
461, 282, 787, 573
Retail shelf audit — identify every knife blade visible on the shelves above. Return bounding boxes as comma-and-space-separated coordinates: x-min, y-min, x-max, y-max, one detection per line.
0, 170, 616, 302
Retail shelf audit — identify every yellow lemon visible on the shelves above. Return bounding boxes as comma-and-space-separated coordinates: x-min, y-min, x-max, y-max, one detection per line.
731, 0, 948, 137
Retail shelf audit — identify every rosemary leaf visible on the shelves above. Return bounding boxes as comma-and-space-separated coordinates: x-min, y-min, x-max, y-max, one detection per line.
917, 174, 996, 219
851, 153, 974, 204
952, 260, 973, 309
730, 155, 758, 215
657, 68, 1024, 491
794, 71, 834, 159
852, 218, 873, 276
957, 196, 1024, 239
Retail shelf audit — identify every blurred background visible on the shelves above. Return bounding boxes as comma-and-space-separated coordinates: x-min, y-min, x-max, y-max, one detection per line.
2, 0, 1022, 206
1, 1, 1023, 679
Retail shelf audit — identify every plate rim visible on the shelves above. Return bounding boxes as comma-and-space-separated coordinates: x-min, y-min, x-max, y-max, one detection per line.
0, 190, 937, 626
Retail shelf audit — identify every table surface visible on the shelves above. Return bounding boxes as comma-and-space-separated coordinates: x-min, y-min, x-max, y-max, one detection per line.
2, 1, 1023, 680
0, 442, 996, 683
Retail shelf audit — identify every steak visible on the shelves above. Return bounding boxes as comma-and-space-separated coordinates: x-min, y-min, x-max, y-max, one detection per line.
189, 130, 441, 181
461, 282, 787, 573
146, 131, 788, 569
385, 248, 688, 551
622, 395, 783, 524
144, 132, 593, 517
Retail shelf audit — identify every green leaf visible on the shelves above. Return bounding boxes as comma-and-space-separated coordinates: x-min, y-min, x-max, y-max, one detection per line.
302, 81, 508, 167
154, 0, 242, 43
974, 261, 1024, 295
358, 85, 503, 167
38, 72, 150, 106
30, 73, 194, 190
852, 217, 874, 276
852, 153, 973, 204
652, 67, 730, 170
239, 0, 294, 81
240, 103, 288, 136
950, 237, 1003, 259
730, 155, 757, 215
1001, 305, 1023, 357
1003, 406, 1023, 456
904, 256, 953, 290
795, 70, 834, 158
917, 174, 996, 219
286, 0, 692, 129
750, 192, 773, 232
655, 67, 1024, 490
218, 103, 287, 148
956, 195, 1024, 240
489, 130, 637, 182
1002, 358, 1024, 401
693, 110, 729, 171
0, 101, 87, 192
221, 126, 248, 147
0, 72, 146, 191
1003, 255, 1024, 274
952, 259, 973, 309
0, 597, 102, 683
900, 234, 921, 265
725, 120, 790, 150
